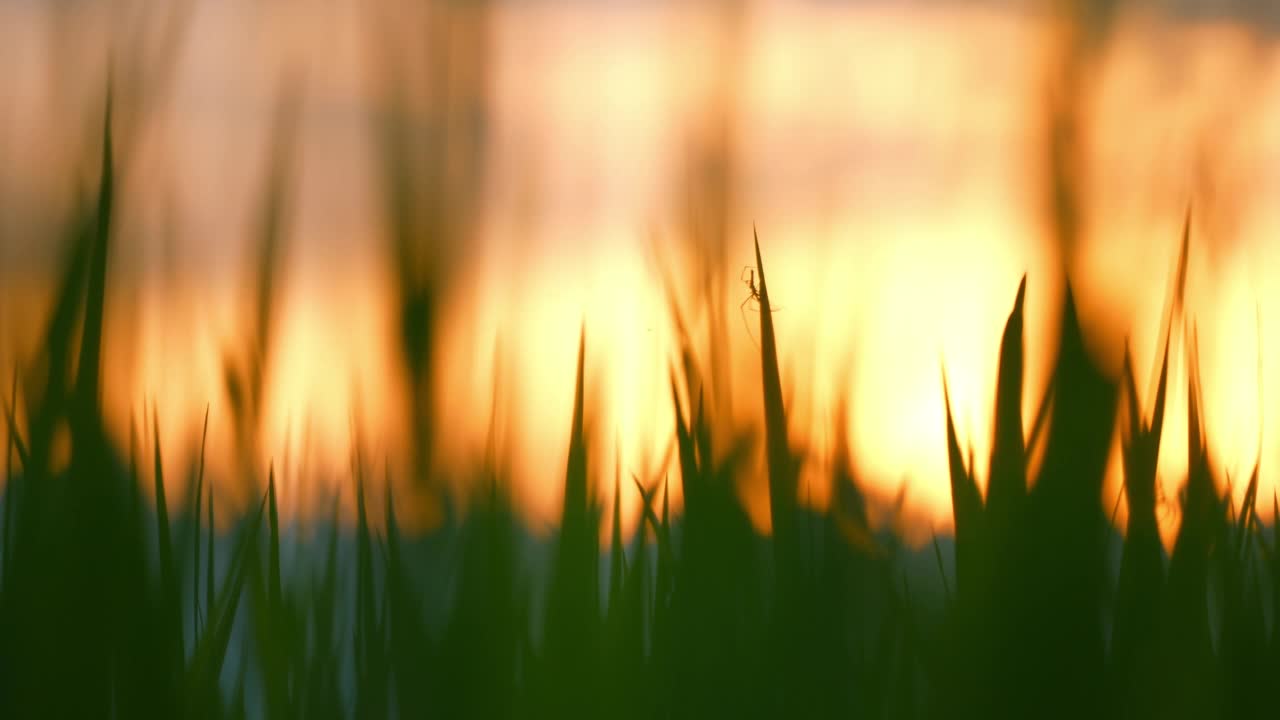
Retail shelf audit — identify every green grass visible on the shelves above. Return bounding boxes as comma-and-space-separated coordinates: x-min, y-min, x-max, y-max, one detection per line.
4, 92, 1280, 720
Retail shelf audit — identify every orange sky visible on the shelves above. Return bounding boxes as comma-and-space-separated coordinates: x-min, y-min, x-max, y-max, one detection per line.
4, 1, 1280, 545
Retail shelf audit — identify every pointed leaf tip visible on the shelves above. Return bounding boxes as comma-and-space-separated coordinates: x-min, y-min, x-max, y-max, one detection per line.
753, 226, 767, 294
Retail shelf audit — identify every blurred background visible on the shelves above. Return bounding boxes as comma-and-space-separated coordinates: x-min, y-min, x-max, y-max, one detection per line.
4, 0, 1280, 545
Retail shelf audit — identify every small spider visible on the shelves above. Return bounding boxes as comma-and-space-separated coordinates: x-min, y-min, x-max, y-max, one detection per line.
741, 266, 761, 305
740, 265, 767, 347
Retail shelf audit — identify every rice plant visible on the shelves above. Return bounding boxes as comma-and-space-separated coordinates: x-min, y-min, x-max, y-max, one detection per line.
3, 43, 1279, 720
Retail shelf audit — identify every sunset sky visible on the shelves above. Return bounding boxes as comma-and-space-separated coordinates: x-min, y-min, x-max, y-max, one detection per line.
4, 0, 1280, 545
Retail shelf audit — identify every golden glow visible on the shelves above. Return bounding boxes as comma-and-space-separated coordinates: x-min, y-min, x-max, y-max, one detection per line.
3, 1, 1280, 546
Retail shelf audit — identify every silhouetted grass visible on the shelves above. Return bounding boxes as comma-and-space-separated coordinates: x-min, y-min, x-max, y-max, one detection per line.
4, 89, 1280, 720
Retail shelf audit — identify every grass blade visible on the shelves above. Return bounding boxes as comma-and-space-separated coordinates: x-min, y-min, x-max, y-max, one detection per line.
72, 93, 114, 412
753, 229, 797, 560
206, 483, 215, 626
986, 276, 1027, 521
192, 405, 209, 634
153, 411, 183, 665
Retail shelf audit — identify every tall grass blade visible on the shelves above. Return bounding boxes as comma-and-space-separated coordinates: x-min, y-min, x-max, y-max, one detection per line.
753, 229, 797, 562
267, 465, 282, 612
191, 405, 208, 635
153, 412, 183, 666
3, 369, 18, 587
206, 483, 215, 626
72, 91, 114, 414
540, 325, 600, 715
987, 276, 1027, 521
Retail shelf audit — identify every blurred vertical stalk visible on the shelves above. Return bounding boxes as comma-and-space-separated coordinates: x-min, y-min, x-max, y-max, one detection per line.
223, 86, 302, 502
1044, 0, 1119, 263
42, 0, 192, 193
677, 0, 749, 435
370, 0, 492, 507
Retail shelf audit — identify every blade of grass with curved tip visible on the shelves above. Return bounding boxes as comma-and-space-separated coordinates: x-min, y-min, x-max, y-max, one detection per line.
987, 277, 1027, 524
988, 274, 1029, 476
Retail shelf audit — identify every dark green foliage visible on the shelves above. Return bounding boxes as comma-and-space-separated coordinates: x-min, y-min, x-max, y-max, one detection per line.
0, 97, 179, 718
435, 465, 526, 719
383, 478, 433, 719
352, 465, 390, 719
